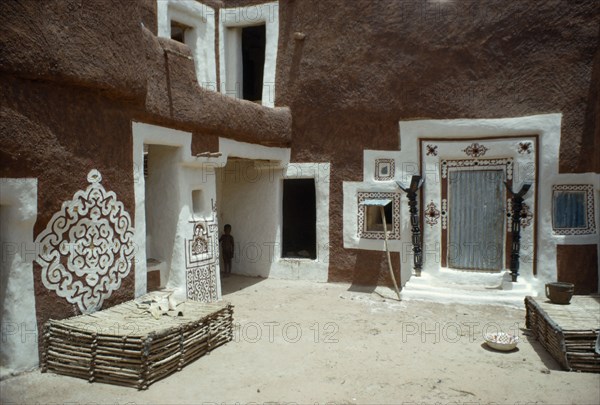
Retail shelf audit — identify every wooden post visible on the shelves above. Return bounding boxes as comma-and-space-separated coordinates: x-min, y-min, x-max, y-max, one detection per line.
381, 206, 401, 300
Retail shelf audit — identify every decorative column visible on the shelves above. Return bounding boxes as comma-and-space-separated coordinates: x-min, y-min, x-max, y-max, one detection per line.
398, 176, 425, 276
505, 182, 531, 282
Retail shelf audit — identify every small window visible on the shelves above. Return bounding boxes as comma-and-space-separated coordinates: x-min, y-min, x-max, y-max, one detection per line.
365, 203, 393, 232
282, 179, 316, 259
241, 25, 266, 103
552, 184, 595, 235
357, 192, 401, 240
171, 21, 191, 44
192, 189, 203, 214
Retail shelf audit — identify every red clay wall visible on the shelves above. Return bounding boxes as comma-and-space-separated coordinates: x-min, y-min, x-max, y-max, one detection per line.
0, 0, 291, 344
275, 0, 599, 285
557, 245, 599, 294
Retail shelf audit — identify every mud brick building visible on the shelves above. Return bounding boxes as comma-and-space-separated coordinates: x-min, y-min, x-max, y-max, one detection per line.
1, 0, 598, 376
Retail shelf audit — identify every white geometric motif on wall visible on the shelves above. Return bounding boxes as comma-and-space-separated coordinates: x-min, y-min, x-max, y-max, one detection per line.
186, 222, 217, 267
35, 170, 135, 313
186, 264, 218, 302
374, 159, 395, 181
185, 199, 219, 301
552, 184, 596, 235
357, 191, 401, 240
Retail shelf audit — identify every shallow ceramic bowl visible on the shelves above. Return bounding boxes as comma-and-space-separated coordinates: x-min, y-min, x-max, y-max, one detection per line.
484, 332, 519, 351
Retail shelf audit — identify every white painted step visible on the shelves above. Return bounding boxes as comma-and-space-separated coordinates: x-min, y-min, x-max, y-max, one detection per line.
400, 270, 538, 307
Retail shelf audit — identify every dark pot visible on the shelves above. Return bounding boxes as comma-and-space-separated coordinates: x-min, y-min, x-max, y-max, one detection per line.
545, 282, 575, 305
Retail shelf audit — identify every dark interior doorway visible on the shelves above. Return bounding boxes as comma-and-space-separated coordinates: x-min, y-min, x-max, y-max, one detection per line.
241, 25, 266, 103
170, 21, 190, 44
282, 179, 316, 259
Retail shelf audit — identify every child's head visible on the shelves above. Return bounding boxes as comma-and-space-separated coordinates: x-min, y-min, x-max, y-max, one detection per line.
224, 224, 231, 234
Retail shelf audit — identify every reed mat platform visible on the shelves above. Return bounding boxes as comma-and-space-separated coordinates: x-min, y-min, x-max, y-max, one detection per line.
525, 295, 599, 373
41, 293, 234, 389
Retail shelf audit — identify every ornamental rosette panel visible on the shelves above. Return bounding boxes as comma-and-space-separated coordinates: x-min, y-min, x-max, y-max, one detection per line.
424, 201, 441, 227
35, 170, 135, 313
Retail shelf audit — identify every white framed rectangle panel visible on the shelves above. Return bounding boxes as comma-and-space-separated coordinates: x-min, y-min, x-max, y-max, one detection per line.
219, 2, 279, 107
343, 181, 404, 252
548, 173, 600, 244
270, 163, 330, 282
421, 138, 537, 275
398, 114, 562, 287
157, 0, 217, 87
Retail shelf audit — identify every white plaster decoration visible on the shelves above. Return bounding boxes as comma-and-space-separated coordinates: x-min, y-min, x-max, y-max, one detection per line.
362, 151, 400, 184
462, 142, 489, 157
424, 201, 441, 227
157, 0, 217, 87
426, 144, 438, 156
441, 158, 513, 180
357, 191, 401, 239
219, 2, 279, 107
216, 141, 327, 282
186, 264, 218, 301
185, 200, 220, 301
520, 203, 533, 228
132, 122, 228, 301
343, 150, 403, 252
507, 199, 533, 229
518, 141, 533, 154
190, 223, 211, 257
0, 178, 39, 377
424, 139, 534, 277
441, 199, 448, 230
374, 159, 395, 181
551, 184, 596, 235
398, 114, 561, 292
35, 170, 135, 314
547, 173, 600, 294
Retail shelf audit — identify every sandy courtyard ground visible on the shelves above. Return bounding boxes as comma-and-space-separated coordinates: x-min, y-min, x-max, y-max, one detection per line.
1, 275, 599, 405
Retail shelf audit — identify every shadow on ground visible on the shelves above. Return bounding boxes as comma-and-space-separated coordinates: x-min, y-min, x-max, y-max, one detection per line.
220, 274, 266, 295
521, 329, 564, 371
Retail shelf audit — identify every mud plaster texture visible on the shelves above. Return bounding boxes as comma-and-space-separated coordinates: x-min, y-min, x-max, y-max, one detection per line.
0, 78, 137, 358
0, 0, 291, 347
557, 244, 599, 294
275, 0, 600, 284
1, 276, 599, 404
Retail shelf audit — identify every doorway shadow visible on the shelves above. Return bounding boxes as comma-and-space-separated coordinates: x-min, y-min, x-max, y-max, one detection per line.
220, 274, 266, 296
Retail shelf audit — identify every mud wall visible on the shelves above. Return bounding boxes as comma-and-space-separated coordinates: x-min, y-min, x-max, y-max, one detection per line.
275, 0, 599, 284
0, 0, 291, 356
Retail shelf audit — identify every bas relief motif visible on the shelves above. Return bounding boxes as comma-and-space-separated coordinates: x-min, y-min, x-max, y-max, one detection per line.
35, 170, 135, 313
185, 199, 220, 302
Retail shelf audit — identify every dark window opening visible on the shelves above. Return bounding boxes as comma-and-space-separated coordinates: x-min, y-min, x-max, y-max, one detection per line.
282, 179, 316, 259
241, 25, 266, 103
553, 191, 587, 229
171, 21, 190, 44
365, 203, 393, 232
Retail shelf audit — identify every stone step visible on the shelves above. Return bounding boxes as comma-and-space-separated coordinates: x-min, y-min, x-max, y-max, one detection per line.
400, 271, 538, 307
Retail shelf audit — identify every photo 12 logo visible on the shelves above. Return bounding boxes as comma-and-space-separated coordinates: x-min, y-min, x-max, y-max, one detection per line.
233, 321, 339, 344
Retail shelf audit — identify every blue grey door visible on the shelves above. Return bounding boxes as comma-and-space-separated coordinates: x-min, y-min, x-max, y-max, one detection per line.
448, 170, 505, 271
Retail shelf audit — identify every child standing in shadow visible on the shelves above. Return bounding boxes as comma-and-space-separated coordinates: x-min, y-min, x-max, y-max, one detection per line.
219, 224, 234, 277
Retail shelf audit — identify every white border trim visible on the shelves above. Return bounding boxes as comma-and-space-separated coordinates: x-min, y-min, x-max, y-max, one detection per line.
157, 0, 217, 87
219, 2, 279, 107
0, 178, 39, 377
397, 114, 562, 287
